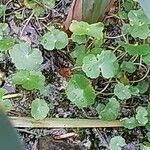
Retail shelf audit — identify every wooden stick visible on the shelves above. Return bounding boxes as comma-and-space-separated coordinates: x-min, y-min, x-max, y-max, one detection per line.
2, 93, 23, 99
10, 117, 123, 128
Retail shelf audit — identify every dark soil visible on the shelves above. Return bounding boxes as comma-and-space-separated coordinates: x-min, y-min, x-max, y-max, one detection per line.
0, 0, 149, 150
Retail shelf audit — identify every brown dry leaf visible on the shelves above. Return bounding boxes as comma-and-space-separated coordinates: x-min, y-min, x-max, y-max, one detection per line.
59, 68, 72, 79
63, 0, 83, 30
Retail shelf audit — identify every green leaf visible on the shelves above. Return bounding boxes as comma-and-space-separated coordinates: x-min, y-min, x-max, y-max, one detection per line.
123, 117, 138, 129
145, 104, 150, 131
12, 70, 45, 90
0, 88, 12, 112
0, 88, 6, 98
71, 45, 86, 66
10, 42, 43, 70
70, 21, 89, 35
128, 9, 150, 26
32, 5, 45, 17
97, 50, 118, 78
136, 106, 148, 125
0, 37, 15, 51
129, 24, 150, 39
87, 22, 104, 40
140, 142, 150, 150
98, 98, 120, 121
136, 80, 149, 94
42, 0, 55, 9
147, 132, 150, 142
114, 83, 131, 100
100, 61, 119, 79
121, 61, 136, 73
66, 74, 96, 108
40, 29, 68, 51
129, 86, 139, 96
82, 54, 100, 78
0, 5, 6, 18
96, 103, 105, 114
71, 34, 86, 44
70, 21, 104, 40
97, 50, 117, 64
119, 42, 150, 56
31, 98, 49, 120
139, 0, 150, 20
0, 99, 12, 112
143, 54, 150, 65
0, 23, 10, 39
39, 85, 52, 97
109, 136, 126, 150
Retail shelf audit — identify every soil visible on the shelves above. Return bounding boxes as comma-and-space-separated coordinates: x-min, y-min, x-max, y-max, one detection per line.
0, 0, 149, 150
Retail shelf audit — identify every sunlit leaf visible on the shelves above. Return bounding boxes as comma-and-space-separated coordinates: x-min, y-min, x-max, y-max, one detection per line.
12, 70, 45, 90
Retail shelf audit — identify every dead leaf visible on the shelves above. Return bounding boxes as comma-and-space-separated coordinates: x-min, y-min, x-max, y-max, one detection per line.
59, 68, 72, 79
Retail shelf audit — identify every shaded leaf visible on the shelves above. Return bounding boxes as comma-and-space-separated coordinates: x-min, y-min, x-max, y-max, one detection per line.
99, 98, 120, 121
121, 61, 136, 74
109, 136, 126, 150
10, 42, 43, 70
136, 106, 148, 125
66, 74, 96, 108
123, 117, 138, 129
136, 80, 149, 94
31, 98, 49, 120
114, 83, 131, 100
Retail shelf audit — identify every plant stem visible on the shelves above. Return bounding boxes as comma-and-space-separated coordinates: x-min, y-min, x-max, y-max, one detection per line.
10, 117, 123, 128
2, 93, 23, 99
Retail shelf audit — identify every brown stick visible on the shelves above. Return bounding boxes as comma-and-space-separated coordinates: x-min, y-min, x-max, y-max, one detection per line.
10, 117, 123, 128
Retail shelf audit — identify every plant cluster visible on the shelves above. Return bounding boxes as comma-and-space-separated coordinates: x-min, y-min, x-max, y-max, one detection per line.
0, 0, 150, 149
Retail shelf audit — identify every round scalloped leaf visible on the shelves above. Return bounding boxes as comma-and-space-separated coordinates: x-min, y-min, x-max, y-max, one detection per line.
87, 22, 104, 40
69, 21, 89, 35
136, 80, 149, 94
66, 74, 96, 108
12, 70, 45, 90
10, 42, 43, 70
0, 99, 12, 112
40, 29, 68, 51
82, 54, 100, 79
101, 61, 119, 79
31, 98, 49, 120
128, 9, 150, 26
43, 0, 55, 9
114, 83, 131, 100
109, 136, 126, 150
71, 34, 86, 44
70, 21, 104, 40
99, 98, 120, 121
136, 106, 148, 125
123, 117, 138, 129
0, 37, 15, 51
0, 23, 10, 39
143, 54, 150, 66
0, 5, 6, 18
121, 61, 136, 73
